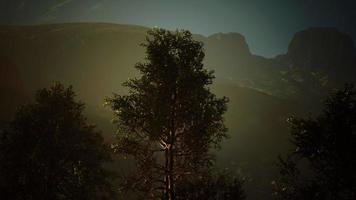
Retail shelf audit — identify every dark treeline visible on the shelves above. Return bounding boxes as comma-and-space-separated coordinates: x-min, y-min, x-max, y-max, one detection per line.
273, 85, 356, 200
0, 83, 116, 199
1, 29, 356, 200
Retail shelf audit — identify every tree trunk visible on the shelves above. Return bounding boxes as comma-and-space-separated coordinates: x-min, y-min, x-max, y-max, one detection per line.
168, 130, 174, 200
164, 148, 169, 200
164, 132, 174, 200
166, 91, 176, 200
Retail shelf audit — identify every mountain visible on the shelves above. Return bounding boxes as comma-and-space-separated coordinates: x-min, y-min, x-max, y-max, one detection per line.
203, 32, 253, 79
0, 23, 148, 104
1, 23, 355, 200
202, 32, 286, 99
275, 28, 356, 99
287, 28, 356, 75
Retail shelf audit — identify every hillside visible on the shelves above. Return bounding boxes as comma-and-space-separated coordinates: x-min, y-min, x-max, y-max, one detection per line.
1, 23, 355, 199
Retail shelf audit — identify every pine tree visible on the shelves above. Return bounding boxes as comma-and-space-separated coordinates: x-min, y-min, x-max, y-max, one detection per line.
106, 28, 228, 200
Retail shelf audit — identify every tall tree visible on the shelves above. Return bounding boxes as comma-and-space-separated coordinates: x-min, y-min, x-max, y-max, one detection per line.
273, 85, 356, 200
0, 83, 116, 200
106, 28, 228, 200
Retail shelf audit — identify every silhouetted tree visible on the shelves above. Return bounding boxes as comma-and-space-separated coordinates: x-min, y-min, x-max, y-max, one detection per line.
273, 85, 356, 200
0, 82, 116, 200
106, 28, 229, 200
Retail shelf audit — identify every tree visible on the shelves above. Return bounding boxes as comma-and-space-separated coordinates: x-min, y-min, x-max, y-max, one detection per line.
0, 82, 116, 200
273, 85, 356, 200
175, 170, 245, 200
106, 28, 228, 200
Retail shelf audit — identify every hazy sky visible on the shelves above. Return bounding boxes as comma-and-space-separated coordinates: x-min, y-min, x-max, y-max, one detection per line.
1, 0, 356, 57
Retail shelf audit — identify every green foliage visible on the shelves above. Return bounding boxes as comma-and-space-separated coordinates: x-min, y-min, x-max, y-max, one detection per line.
106, 28, 229, 199
0, 82, 116, 200
273, 84, 356, 200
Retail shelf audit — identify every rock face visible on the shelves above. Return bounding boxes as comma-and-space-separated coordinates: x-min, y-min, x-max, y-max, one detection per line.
286, 28, 356, 80
206, 32, 251, 57
202, 32, 253, 78
203, 32, 277, 87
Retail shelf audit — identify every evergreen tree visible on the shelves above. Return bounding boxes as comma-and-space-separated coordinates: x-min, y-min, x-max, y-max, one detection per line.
273, 85, 356, 200
0, 83, 116, 200
106, 29, 228, 200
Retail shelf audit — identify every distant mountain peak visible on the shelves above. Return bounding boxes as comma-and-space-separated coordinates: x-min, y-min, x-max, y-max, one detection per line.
208, 32, 246, 40
286, 27, 356, 76
206, 32, 251, 56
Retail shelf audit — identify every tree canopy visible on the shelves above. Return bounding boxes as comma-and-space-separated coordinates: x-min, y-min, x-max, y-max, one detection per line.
106, 28, 229, 200
0, 82, 115, 200
273, 85, 356, 200
175, 170, 245, 200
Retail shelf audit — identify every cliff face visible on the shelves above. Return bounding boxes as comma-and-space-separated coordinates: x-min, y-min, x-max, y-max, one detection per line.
206, 32, 251, 57
202, 32, 253, 78
286, 28, 356, 79
203, 32, 278, 93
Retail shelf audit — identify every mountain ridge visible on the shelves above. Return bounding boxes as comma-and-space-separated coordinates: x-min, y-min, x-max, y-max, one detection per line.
1, 23, 355, 200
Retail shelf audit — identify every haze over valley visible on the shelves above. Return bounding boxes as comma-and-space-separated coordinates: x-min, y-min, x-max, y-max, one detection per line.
1, 22, 356, 199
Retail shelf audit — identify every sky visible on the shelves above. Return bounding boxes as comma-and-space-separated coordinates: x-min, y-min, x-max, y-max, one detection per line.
1, 0, 356, 57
